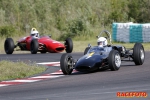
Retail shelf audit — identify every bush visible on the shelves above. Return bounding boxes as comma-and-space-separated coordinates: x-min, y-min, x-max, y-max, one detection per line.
69, 19, 86, 34
59, 18, 88, 40
0, 26, 16, 37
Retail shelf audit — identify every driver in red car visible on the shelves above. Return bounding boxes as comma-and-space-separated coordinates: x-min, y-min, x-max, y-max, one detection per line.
30, 28, 40, 38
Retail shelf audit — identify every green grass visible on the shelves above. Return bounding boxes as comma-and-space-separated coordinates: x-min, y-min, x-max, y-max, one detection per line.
0, 60, 46, 81
1, 37, 150, 54
73, 40, 150, 52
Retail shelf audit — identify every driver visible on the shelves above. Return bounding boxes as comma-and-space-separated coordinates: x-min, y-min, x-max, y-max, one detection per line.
30, 28, 39, 38
97, 37, 107, 47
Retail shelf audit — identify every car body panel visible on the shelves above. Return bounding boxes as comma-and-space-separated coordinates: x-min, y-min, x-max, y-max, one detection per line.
17, 36, 65, 53
74, 46, 112, 72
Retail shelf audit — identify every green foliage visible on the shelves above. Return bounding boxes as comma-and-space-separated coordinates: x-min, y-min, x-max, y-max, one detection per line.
67, 18, 86, 35
0, 0, 150, 40
59, 18, 93, 40
127, 0, 150, 23
106, 0, 128, 24
0, 26, 16, 37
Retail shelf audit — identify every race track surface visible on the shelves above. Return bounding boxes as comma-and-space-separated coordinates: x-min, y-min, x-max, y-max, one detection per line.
0, 52, 150, 100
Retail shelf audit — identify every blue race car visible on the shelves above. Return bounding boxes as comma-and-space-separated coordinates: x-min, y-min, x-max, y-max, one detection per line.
60, 30, 145, 75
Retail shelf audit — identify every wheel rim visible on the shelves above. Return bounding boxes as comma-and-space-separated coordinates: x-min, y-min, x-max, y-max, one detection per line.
115, 53, 121, 68
140, 49, 144, 61
66, 56, 74, 70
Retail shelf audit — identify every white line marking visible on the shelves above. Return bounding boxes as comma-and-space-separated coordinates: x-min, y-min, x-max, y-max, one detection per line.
51, 64, 60, 66
51, 72, 63, 75
2, 80, 40, 83
0, 84, 10, 87
37, 62, 60, 65
31, 75, 63, 79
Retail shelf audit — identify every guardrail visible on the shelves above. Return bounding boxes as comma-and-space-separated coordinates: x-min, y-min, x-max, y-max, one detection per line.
112, 22, 150, 42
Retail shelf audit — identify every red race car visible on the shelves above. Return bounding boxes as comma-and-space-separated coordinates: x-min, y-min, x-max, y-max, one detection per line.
4, 28, 73, 54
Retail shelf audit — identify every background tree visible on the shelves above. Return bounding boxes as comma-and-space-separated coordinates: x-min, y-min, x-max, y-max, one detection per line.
127, 0, 150, 23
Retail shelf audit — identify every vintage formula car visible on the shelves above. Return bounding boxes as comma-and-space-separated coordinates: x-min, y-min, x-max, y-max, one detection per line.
4, 35, 73, 54
60, 30, 145, 75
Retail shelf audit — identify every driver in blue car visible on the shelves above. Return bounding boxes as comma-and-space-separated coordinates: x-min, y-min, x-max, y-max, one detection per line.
97, 37, 107, 47
30, 28, 40, 38
97, 37, 112, 52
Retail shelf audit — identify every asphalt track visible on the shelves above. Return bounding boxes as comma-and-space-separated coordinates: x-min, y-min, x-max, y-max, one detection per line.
0, 52, 150, 100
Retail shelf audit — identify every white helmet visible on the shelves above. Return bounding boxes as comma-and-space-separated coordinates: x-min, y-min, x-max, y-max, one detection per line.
30, 28, 39, 38
97, 37, 107, 47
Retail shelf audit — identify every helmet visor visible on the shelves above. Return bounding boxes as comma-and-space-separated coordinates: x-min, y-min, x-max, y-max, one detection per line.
31, 34, 35, 36
97, 41, 104, 45
31, 33, 39, 37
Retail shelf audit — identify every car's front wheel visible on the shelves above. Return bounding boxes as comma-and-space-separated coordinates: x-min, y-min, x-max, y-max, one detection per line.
4, 38, 15, 54
30, 39, 39, 54
60, 53, 74, 75
108, 50, 121, 71
133, 43, 145, 65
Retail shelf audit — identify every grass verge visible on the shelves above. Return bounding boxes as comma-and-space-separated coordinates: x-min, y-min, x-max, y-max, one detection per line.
1, 37, 150, 54
0, 60, 46, 81
73, 40, 150, 52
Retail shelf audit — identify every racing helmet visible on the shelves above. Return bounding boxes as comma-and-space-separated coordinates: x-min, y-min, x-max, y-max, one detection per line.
97, 37, 107, 47
30, 28, 39, 38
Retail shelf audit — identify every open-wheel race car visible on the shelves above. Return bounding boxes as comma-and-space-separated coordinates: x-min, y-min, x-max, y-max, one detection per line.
60, 30, 145, 75
4, 28, 73, 54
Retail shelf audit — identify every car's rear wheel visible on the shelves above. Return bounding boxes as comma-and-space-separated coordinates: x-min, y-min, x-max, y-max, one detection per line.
30, 39, 38, 54
4, 38, 14, 54
108, 50, 121, 71
84, 47, 90, 55
133, 43, 145, 65
65, 38, 73, 53
60, 53, 74, 75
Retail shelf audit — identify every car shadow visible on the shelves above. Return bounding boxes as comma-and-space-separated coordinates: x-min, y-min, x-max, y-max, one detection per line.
120, 64, 136, 67
71, 68, 111, 75
71, 64, 137, 75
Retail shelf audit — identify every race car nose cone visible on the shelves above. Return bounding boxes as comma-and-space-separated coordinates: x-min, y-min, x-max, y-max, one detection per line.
74, 54, 103, 72
75, 65, 91, 72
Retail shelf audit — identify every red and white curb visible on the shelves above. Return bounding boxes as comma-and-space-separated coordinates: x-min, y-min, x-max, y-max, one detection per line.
0, 62, 78, 87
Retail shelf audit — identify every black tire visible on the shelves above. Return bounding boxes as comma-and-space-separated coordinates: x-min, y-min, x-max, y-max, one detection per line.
108, 50, 121, 71
65, 38, 73, 53
84, 47, 90, 55
30, 39, 38, 54
4, 38, 14, 54
133, 43, 145, 65
60, 53, 74, 75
